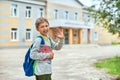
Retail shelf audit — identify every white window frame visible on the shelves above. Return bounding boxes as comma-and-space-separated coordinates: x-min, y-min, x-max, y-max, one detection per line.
39, 8, 44, 17
54, 9, 59, 19
26, 6, 31, 18
11, 4, 18, 17
11, 28, 18, 41
74, 12, 78, 20
26, 29, 32, 41
64, 11, 69, 20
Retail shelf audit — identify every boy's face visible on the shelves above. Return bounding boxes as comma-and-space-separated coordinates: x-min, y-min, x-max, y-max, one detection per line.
37, 22, 49, 36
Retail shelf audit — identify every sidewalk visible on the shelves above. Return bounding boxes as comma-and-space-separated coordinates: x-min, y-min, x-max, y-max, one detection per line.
0, 45, 120, 80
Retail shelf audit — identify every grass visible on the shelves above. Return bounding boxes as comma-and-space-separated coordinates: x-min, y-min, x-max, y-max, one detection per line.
95, 56, 120, 79
112, 42, 120, 45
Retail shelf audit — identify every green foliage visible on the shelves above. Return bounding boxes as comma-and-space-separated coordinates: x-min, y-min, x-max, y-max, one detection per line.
112, 42, 120, 45
87, 0, 120, 36
95, 56, 120, 75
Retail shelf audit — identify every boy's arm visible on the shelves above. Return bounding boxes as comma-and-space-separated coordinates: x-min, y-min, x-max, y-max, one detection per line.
51, 27, 64, 50
51, 38, 64, 50
30, 38, 51, 60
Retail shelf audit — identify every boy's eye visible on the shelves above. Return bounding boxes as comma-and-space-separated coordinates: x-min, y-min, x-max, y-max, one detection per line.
46, 25, 48, 27
40, 25, 49, 28
41, 26, 44, 28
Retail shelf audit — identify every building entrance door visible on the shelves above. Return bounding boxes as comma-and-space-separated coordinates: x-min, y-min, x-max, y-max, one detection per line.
64, 29, 69, 44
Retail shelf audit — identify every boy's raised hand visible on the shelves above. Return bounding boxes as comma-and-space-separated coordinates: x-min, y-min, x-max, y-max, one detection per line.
54, 27, 64, 39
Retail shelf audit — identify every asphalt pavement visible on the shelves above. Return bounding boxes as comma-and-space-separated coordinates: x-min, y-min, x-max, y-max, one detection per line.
0, 44, 120, 80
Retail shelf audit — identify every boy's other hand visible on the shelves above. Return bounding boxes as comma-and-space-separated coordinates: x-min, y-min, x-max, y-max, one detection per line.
49, 51, 54, 60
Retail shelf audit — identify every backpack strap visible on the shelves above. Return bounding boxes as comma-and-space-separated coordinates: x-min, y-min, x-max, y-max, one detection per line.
48, 37, 52, 48
37, 36, 52, 48
37, 36, 45, 45
29, 36, 44, 49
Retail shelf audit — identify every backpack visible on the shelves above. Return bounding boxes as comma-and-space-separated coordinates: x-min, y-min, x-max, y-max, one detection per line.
23, 36, 45, 77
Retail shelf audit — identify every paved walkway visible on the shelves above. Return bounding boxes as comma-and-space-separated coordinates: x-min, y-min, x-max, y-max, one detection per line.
0, 44, 120, 80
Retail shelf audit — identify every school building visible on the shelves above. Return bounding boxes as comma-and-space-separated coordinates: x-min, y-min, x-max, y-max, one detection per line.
0, 0, 119, 48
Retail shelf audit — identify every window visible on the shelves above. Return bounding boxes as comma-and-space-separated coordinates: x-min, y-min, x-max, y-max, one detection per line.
64, 29, 69, 44
39, 8, 44, 17
11, 4, 18, 17
54, 9, 58, 19
74, 12, 78, 20
64, 11, 69, 20
26, 6, 31, 18
11, 28, 18, 41
26, 29, 31, 41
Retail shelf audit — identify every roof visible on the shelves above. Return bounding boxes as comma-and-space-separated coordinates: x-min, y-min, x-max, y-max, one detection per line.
46, 0, 85, 8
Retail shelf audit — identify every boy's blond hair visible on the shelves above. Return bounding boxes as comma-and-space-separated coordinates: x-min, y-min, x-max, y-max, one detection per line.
35, 17, 49, 29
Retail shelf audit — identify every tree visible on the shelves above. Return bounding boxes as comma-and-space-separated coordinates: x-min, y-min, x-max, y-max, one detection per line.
87, 0, 120, 36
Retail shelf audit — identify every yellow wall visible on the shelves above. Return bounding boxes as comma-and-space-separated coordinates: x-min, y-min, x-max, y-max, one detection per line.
0, 42, 19, 47
8, 17, 19, 46
0, 2, 10, 16
8, 17, 19, 27
25, 18, 33, 28
94, 25, 120, 44
24, 18, 33, 46
0, 2, 19, 47
0, 11, 10, 16
111, 33, 120, 42
25, 41, 32, 46
48, 2, 82, 11
0, 34, 9, 38
94, 26, 111, 44
46, 8, 54, 19
0, 2, 10, 7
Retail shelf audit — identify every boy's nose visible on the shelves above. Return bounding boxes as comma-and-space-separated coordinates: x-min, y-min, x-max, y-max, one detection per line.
44, 27, 48, 30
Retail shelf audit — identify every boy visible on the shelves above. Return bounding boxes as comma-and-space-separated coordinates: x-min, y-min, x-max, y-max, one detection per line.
30, 17, 64, 80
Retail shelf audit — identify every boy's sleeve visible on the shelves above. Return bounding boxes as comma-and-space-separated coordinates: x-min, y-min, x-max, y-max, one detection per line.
30, 38, 50, 60
51, 38, 64, 50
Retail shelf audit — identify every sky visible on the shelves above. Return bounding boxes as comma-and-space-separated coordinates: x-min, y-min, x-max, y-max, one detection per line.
79, 0, 93, 7
79, 0, 100, 9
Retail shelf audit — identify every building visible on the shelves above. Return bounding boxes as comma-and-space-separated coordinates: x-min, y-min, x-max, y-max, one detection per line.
94, 25, 120, 45
1, 0, 117, 48
46, 0, 94, 44
0, 0, 46, 47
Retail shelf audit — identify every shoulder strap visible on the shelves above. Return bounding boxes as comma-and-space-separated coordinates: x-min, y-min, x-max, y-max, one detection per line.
37, 36, 45, 45
48, 37, 52, 48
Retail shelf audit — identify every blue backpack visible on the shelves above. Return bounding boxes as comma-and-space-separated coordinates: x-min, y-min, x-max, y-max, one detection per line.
23, 36, 45, 77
